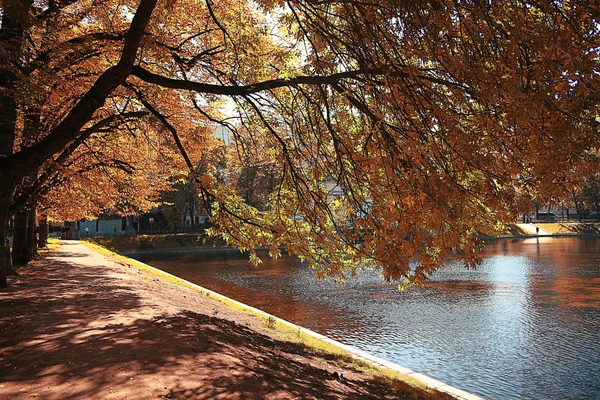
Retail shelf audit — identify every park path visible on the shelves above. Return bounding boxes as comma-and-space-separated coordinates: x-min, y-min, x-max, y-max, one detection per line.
0, 241, 428, 400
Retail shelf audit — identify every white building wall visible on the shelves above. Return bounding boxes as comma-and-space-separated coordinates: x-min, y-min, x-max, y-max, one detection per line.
79, 219, 123, 236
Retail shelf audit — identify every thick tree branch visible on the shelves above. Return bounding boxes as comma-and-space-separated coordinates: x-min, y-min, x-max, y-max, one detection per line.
132, 65, 471, 98
0, 0, 158, 191
132, 89, 196, 173
35, 0, 80, 21
25, 33, 126, 74
8, 111, 147, 215
75, 159, 136, 175
132, 65, 389, 95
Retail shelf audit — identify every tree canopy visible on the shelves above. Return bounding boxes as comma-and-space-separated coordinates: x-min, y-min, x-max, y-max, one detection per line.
1, 0, 599, 287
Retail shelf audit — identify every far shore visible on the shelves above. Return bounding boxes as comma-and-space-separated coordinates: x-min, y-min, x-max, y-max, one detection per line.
85, 222, 600, 256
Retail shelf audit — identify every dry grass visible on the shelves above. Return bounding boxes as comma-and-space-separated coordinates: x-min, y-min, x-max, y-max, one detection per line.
539, 223, 600, 234
483, 224, 528, 237
505, 224, 528, 236
85, 233, 227, 253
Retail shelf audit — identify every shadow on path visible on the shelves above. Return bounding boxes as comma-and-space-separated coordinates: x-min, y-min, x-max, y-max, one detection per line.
0, 242, 415, 399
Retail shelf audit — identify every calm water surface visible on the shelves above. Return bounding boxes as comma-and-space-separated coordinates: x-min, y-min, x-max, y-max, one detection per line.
134, 238, 600, 399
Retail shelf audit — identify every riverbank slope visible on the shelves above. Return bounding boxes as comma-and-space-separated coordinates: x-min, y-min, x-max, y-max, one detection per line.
0, 241, 453, 400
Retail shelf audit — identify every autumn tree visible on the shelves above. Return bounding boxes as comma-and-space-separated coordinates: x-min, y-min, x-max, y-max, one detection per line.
223, 127, 281, 210
1, 0, 599, 288
580, 175, 600, 220
566, 174, 600, 221
160, 127, 226, 229
35, 120, 181, 222
160, 176, 197, 229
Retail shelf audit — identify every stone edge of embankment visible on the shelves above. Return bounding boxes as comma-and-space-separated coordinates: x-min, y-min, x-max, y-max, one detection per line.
82, 241, 484, 400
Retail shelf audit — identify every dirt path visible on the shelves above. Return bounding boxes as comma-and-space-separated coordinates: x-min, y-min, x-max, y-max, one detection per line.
0, 241, 437, 399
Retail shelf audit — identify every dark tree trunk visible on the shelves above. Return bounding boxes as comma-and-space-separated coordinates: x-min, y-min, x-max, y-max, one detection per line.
0, 92, 17, 156
189, 198, 195, 228
38, 214, 48, 248
0, 0, 30, 288
0, 232, 10, 287
23, 109, 40, 261
0, 204, 12, 288
572, 190, 583, 223
26, 207, 37, 258
0, 0, 158, 287
0, 0, 26, 158
12, 210, 29, 266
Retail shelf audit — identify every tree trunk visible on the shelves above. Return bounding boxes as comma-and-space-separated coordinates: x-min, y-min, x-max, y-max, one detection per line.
0, 0, 158, 288
38, 215, 48, 248
0, 230, 10, 288
26, 207, 37, 258
0, 0, 27, 158
572, 190, 583, 223
189, 199, 195, 228
23, 109, 40, 259
0, 204, 12, 288
0, 0, 31, 288
12, 210, 29, 266
0, 91, 17, 155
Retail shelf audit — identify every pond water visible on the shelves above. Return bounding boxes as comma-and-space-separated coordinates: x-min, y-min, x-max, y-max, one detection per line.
134, 237, 600, 399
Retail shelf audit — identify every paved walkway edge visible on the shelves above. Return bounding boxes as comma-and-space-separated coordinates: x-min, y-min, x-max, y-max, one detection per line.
84, 242, 483, 400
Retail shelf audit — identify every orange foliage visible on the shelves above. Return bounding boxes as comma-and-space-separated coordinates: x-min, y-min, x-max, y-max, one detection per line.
1, 0, 599, 284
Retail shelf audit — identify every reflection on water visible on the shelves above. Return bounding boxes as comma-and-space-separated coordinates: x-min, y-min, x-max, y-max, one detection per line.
135, 238, 600, 399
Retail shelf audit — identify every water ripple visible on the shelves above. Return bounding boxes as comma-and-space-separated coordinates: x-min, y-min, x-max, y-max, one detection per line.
136, 238, 600, 400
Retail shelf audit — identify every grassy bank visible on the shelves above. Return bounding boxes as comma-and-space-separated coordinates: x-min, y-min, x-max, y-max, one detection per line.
536, 222, 600, 235
86, 232, 228, 252
483, 222, 600, 238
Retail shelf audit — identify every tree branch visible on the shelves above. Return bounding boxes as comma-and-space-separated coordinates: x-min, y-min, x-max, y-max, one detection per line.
0, 0, 158, 192
131, 88, 196, 173
25, 33, 126, 74
36, 0, 80, 21
131, 65, 389, 96
8, 111, 147, 215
